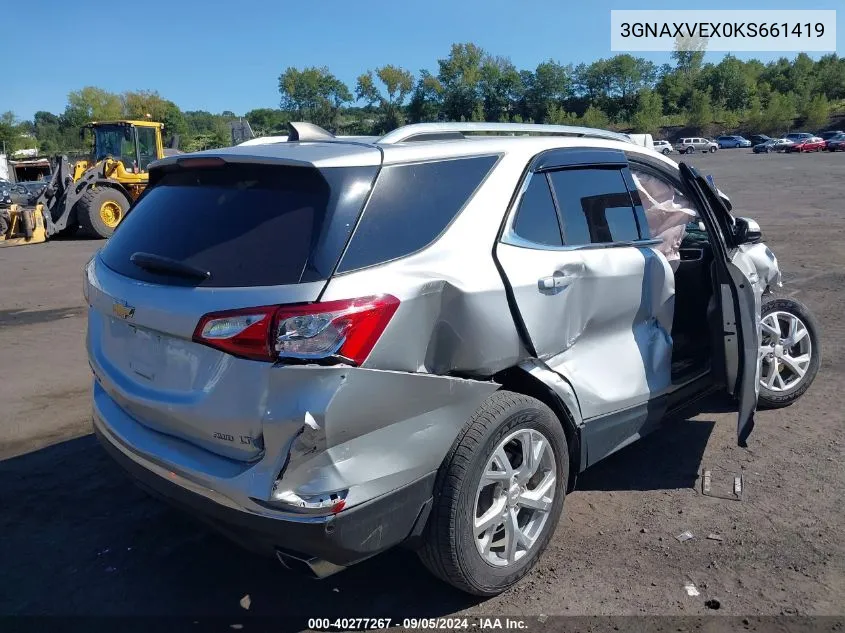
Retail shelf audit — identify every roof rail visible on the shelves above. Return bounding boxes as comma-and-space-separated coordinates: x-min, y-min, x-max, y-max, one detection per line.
287, 122, 336, 142
377, 122, 635, 145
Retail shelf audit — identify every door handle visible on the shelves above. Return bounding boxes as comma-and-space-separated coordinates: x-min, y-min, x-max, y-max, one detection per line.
538, 274, 571, 290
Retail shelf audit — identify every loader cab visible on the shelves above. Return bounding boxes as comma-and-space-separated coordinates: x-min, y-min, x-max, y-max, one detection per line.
85, 121, 165, 175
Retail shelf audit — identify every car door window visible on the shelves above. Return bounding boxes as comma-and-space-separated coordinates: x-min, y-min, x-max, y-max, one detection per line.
511, 174, 563, 246
547, 168, 641, 245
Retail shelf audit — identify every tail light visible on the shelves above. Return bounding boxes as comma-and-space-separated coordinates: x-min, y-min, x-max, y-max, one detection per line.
192, 295, 400, 365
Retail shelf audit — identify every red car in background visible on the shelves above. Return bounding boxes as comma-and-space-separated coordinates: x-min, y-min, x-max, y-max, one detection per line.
785, 136, 826, 153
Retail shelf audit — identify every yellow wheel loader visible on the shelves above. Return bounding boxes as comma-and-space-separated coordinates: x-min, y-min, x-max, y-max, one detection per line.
1, 119, 179, 247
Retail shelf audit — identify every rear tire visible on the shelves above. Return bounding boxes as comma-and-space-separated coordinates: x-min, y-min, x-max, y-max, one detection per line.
418, 391, 568, 596
758, 298, 821, 409
77, 186, 130, 238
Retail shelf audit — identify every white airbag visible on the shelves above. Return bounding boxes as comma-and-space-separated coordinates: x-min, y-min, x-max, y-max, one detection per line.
632, 171, 696, 263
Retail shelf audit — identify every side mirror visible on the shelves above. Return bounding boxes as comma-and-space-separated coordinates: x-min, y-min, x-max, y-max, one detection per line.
734, 216, 762, 245
124, 127, 132, 141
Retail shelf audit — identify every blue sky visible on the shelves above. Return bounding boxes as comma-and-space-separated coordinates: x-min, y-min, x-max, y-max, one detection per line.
4, 0, 842, 121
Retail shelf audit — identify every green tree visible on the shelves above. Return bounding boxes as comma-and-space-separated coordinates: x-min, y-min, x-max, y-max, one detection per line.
0, 111, 22, 153
631, 89, 663, 135
437, 43, 486, 121
356, 65, 414, 132
687, 89, 713, 132
803, 94, 830, 131
278, 66, 352, 131
31, 111, 62, 154
122, 90, 187, 141
707, 55, 755, 111
606, 54, 657, 119
574, 60, 612, 103
545, 105, 579, 125
407, 70, 443, 123
580, 105, 610, 129
814, 54, 845, 100
756, 92, 797, 135
671, 33, 707, 77
244, 108, 290, 135
478, 56, 524, 122
64, 86, 123, 125
672, 49, 705, 76
655, 64, 689, 115
523, 60, 572, 122
182, 110, 232, 149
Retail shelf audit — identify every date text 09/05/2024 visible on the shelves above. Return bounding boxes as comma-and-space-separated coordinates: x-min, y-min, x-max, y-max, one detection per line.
307, 617, 530, 630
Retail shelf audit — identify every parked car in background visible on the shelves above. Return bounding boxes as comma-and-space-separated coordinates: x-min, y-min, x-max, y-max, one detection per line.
784, 132, 814, 144
653, 140, 673, 154
753, 139, 794, 153
9, 181, 47, 205
818, 130, 845, 141
717, 135, 752, 149
785, 136, 825, 153
678, 137, 718, 153
748, 134, 772, 146
824, 134, 845, 151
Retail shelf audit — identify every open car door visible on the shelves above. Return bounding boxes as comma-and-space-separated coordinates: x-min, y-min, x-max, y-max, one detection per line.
680, 163, 763, 446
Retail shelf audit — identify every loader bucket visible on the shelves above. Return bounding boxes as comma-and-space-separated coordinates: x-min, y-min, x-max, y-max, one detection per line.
0, 204, 48, 247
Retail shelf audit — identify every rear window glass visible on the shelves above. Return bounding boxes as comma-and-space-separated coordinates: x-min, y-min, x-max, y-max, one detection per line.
512, 175, 562, 246
337, 155, 498, 272
99, 163, 376, 287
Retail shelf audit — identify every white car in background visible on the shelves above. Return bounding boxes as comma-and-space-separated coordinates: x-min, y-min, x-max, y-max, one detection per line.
653, 140, 674, 154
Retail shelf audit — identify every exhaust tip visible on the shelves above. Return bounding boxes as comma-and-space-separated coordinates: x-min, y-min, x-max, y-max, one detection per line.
276, 549, 346, 579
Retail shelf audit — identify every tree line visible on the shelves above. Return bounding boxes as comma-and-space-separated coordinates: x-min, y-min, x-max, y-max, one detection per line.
2, 44, 844, 156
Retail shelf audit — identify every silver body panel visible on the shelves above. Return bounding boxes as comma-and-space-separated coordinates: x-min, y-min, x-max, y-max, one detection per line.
88, 125, 774, 563
497, 240, 675, 419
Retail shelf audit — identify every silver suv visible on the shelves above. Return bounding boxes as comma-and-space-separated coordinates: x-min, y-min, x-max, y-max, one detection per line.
678, 137, 719, 154
86, 122, 818, 596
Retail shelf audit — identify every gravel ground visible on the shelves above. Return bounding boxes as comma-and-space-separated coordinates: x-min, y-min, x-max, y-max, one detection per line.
0, 149, 843, 628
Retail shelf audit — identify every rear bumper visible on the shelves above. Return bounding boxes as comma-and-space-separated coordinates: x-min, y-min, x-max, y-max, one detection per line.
94, 415, 435, 567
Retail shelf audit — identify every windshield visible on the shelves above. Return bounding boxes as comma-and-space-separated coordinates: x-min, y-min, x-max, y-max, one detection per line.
93, 125, 137, 168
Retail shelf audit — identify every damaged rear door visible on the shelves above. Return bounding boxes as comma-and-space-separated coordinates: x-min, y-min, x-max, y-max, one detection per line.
495, 148, 675, 429
680, 163, 762, 446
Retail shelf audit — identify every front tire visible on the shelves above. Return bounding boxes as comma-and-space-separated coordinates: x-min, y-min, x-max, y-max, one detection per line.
709, 146, 717, 153
662, 148, 671, 155
76, 186, 130, 238
419, 391, 568, 596
758, 298, 821, 409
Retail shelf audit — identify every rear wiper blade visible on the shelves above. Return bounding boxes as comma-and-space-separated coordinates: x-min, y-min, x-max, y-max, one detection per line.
130, 252, 211, 280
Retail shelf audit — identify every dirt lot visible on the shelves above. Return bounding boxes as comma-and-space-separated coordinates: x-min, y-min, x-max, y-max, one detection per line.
1, 149, 843, 626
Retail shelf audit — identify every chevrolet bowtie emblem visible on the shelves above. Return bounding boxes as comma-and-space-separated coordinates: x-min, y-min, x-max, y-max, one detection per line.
112, 300, 136, 320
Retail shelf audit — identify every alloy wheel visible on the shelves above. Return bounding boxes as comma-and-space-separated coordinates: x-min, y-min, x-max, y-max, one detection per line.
760, 310, 813, 392
473, 428, 556, 567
